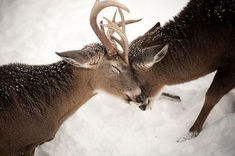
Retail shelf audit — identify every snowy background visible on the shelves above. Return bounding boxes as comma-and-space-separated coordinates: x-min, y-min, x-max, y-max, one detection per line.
0, 0, 235, 155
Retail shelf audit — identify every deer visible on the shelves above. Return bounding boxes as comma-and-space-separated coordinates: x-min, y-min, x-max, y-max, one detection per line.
0, 0, 144, 155
124, 0, 235, 140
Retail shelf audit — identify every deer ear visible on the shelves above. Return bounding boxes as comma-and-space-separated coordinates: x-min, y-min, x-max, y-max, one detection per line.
141, 44, 168, 68
152, 44, 168, 63
56, 50, 104, 69
144, 22, 161, 34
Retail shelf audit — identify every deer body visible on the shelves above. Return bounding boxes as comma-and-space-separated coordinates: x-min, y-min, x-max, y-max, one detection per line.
0, 0, 144, 153
130, 0, 235, 136
0, 61, 93, 155
0, 47, 142, 155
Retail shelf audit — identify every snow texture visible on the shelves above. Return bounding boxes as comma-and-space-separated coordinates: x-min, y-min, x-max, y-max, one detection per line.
0, 0, 234, 156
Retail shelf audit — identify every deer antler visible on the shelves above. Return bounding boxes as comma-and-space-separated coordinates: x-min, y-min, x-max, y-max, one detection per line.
90, 0, 141, 64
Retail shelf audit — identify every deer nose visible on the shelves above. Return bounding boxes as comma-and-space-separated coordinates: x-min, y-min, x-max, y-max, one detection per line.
135, 94, 145, 103
139, 104, 146, 111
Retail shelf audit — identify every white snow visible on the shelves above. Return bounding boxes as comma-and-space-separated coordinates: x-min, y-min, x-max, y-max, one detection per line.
0, 0, 234, 156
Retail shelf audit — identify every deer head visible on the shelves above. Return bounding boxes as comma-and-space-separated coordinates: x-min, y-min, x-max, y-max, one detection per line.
56, 0, 144, 104
130, 43, 169, 109
126, 23, 170, 110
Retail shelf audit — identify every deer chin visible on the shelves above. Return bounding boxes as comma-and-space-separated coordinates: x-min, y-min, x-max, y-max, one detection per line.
139, 97, 154, 111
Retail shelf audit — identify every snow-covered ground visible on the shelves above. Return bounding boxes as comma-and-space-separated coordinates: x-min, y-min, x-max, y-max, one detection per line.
0, 0, 235, 155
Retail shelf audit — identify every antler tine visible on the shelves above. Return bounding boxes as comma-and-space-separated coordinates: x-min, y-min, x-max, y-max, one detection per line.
116, 19, 142, 27
90, 0, 130, 56
107, 9, 142, 63
118, 7, 126, 33
104, 11, 142, 64
107, 18, 142, 41
111, 9, 142, 27
112, 10, 117, 22
101, 18, 129, 64
106, 10, 117, 42
105, 16, 117, 47
107, 9, 117, 42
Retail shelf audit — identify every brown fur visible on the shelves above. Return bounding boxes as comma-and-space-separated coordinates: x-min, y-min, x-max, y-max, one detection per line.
129, 0, 235, 134
0, 43, 141, 155
0, 61, 93, 155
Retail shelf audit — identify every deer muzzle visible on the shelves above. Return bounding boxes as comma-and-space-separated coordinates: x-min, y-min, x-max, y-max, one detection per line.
139, 104, 147, 111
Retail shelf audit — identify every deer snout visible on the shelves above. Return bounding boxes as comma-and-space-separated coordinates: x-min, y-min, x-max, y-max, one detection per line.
125, 88, 143, 104
136, 94, 147, 111
135, 94, 145, 103
138, 97, 154, 111
139, 104, 147, 111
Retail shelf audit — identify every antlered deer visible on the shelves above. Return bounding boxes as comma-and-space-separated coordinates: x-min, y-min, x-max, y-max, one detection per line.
0, 0, 143, 155
128, 0, 235, 139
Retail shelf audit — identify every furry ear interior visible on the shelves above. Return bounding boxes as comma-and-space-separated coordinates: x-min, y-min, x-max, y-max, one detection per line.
153, 44, 168, 63
56, 51, 89, 68
140, 44, 168, 68
56, 50, 104, 69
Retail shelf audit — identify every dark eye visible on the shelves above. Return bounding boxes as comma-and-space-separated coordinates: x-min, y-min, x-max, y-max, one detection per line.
111, 65, 121, 74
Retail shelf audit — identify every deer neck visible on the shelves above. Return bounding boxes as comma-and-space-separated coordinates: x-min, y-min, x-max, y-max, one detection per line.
52, 62, 96, 125
0, 61, 96, 129
131, 5, 218, 85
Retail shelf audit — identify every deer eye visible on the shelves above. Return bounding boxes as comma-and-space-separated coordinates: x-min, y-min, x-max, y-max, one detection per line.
111, 65, 121, 74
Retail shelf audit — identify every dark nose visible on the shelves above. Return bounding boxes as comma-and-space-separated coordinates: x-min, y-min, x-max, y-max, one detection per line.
139, 105, 146, 111
135, 94, 145, 103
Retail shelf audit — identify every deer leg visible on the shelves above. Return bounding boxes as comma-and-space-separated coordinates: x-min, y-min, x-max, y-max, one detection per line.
190, 66, 235, 133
